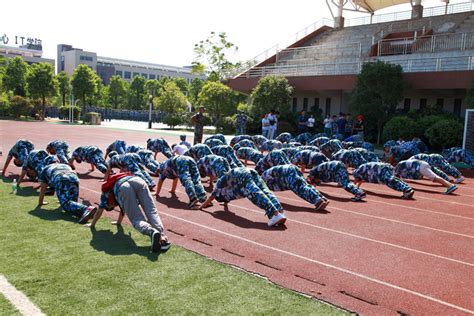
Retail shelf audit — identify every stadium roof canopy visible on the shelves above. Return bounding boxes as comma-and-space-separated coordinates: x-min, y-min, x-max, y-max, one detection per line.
351, 0, 435, 13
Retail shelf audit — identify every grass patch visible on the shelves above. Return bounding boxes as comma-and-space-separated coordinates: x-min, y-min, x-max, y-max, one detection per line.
0, 294, 20, 315
0, 179, 346, 315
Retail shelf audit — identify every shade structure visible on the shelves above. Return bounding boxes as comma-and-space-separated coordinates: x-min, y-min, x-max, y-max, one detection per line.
352, 0, 417, 12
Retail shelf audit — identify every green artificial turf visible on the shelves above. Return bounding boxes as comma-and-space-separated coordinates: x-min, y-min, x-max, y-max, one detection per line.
0, 179, 347, 315
0, 295, 20, 315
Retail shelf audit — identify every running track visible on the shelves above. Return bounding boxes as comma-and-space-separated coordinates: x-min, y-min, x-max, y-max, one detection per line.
1, 121, 473, 315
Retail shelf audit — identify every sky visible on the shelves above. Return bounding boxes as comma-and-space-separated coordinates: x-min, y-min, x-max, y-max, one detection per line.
0, 0, 464, 68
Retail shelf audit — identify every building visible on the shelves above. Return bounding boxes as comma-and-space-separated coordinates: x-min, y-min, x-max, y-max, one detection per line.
57, 44, 204, 85
1, 34, 54, 65
225, 1, 474, 117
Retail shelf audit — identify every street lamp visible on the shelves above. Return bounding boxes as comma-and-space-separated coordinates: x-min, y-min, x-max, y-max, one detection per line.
148, 94, 153, 129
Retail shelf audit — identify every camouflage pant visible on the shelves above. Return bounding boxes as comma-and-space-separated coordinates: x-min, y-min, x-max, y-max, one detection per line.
177, 161, 207, 203
55, 178, 88, 216
272, 176, 323, 206
334, 167, 364, 196
243, 177, 283, 218
89, 155, 108, 174
432, 158, 462, 178
380, 174, 412, 193
143, 159, 160, 174
128, 166, 156, 188
194, 128, 203, 145
56, 149, 71, 164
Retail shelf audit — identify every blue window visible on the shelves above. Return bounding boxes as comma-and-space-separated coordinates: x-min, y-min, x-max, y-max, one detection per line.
80, 55, 93, 61
115, 70, 122, 77
124, 71, 131, 79
149, 74, 156, 80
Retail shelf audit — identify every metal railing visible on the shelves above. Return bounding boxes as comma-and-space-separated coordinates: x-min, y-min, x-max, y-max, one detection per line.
275, 42, 362, 63
346, 1, 474, 27
240, 55, 474, 78
372, 19, 432, 45
377, 31, 474, 56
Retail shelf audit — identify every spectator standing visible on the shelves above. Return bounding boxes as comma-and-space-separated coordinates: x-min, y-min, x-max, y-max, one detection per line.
297, 111, 307, 134
267, 110, 278, 140
345, 113, 353, 138
353, 115, 365, 139
323, 115, 333, 136
336, 112, 347, 136
235, 111, 249, 136
261, 114, 270, 138
331, 115, 338, 136
191, 106, 206, 145
307, 114, 316, 134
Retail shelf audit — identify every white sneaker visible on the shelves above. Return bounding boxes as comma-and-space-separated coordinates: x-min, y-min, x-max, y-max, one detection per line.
268, 212, 287, 227
454, 176, 465, 184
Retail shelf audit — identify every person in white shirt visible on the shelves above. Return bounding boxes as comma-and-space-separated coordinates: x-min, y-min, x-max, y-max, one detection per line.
261, 114, 270, 139
307, 114, 315, 134
267, 110, 278, 140
323, 115, 333, 136
172, 144, 189, 156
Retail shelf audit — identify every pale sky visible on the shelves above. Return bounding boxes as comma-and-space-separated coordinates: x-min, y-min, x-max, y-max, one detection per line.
1, 0, 463, 68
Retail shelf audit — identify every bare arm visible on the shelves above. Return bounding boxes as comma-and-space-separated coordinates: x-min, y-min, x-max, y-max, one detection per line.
208, 175, 214, 190
38, 183, 48, 206
17, 169, 27, 187
170, 178, 178, 193
87, 207, 104, 228
1, 156, 12, 176
156, 179, 164, 197
89, 163, 95, 172
103, 166, 112, 181
200, 195, 215, 209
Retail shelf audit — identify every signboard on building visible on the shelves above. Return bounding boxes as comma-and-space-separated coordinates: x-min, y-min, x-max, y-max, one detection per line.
0, 33, 42, 51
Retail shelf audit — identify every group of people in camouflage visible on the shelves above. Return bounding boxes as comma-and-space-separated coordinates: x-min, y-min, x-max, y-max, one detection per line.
2, 130, 471, 252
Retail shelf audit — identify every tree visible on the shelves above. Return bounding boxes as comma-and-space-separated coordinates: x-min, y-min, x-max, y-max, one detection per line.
57, 71, 71, 106
173, 77, 189, 95
71, 64, 99, 106
250, 75, 293, 118
189, 78, 204, 105
350, 61, 405, 144
108, 75, 128, 109
192, 31, 240, 80
467, 78, 474, 109
129, 76, 146, 109
198, 81, 234, 130
9, 95, 32, 118
155, 81, 188, 114
4, 57, 28, 96
26, 62, 57, 119
145, 79, 160, 99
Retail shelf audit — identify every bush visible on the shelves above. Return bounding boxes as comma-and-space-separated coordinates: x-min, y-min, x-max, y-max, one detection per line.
163, 113, 184, 129
59, 106, 81, 121
9, 96, 32, 118
277, 121, 296, 134
219, 115, 236, 134
382, 116, 416, 142
414, 115, 444, 142
0, 92, 10, 116
83, 112, 101, 124
425, 119, 463, 149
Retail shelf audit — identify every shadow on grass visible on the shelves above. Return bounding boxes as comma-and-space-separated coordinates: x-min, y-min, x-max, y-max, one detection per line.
89, 225, 158, 261
201, 207, 286, 231
29, 206, 78, 223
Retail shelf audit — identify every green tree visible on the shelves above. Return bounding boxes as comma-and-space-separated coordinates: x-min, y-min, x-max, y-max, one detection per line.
350, 61, 405, 144
192, 32, 240, 80
155, 81, 188, 114
108, 75, 128, 109
9, 95, 32, 118
172, 77, 189, 95
4, 57, 29, 96
145, 79, 160, 99
71, 64, 99, 106
198, 81, 234, 130
467, 78, 474, 109
26, 62, 58, 119
56, 71, 71, 107
189, 78, 204, 105
91, 81, 108, 107
0, 56, 7, 92
250, 75, 293, 118
129, 76, 146, 109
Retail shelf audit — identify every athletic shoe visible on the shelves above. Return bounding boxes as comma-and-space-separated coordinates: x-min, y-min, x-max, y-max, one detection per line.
188, 199, 199, 209
351, 193, 366, 202
315, 198, 329, 211
78, 206, 96, 224
267, 212, 287, 227
454, 176, 465, 184
403, 189, 415, 199
445, 185, 458, 195
160, 239, 171, 253
151, 231, 161, 253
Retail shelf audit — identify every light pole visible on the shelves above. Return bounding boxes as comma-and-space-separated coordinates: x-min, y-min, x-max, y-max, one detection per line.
148, 94, 153, 129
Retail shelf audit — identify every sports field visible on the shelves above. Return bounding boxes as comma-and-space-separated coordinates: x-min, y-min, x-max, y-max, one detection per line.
1, 120, 473, 315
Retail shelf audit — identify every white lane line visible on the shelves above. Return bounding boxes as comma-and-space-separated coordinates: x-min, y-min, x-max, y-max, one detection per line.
0, 275, 44, 316
159, 211, 474, 315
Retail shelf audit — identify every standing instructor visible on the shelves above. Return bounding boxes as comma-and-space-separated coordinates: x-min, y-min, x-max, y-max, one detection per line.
191, 106, 206, 145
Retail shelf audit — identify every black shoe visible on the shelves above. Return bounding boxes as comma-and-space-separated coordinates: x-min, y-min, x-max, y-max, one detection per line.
160, 239, 171, 253
78, 206, 96, 224
151, 230, 161, 253
45, 187, 55, 195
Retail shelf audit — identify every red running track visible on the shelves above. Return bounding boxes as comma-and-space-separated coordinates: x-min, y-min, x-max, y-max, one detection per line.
1, 121, 473, 315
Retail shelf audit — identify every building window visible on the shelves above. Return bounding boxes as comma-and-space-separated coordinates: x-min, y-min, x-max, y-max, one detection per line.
115, 70, 122, 77
149, 74, 156, 80
454, 99, 462, 117
124, 71, 131, 79
303, 98, 308, 112
141, 73, 148, 79
325, 98, 331, 117
292, 98, 298, 112
436, 98, 444, 107
419, 98, 427, 111
79, 55, 93, 62
403, 98, 411, 112
133, 72, 140, 78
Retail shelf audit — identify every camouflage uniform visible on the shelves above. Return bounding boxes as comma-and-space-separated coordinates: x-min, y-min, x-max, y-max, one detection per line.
446, 149, 474, 168
283, 142, 302, 148
309, 136, 330, 147
233, 139, 258, 151
291, 150, 328, 169
281, 147, 301, 161
235, 113, 248, 135
308, 161, 364, 197
262, 164, 323, 206
293, 132, 313, 145
353, 148, 380, 163
22, 150, 50, 179
38, 163, 89, 217
204, 138, 224, 149
211, 145, 244, 168
252, 135, 268, 149
108, 153, 156, 188
319, 139, 343, 157
71, 146, 108, 174
395, 159, 450, 181
137, 149, 160, 174
105, 140, 127, 155
230, 135, 253, 147
159, 156, 207, 204
146, 138, 173, 158
185, 144, 213, 161
197, 154, 231, 178
411, 153, 461, 178
442, 147, 462, 159
353, 162, 412, 193
235, 147, 264, 165
255, 150, 291, 174
344, 134, 364, 142
260, 140, 283, 152
342, 141, 374, 152
7, 139, 34, 166
297, 145, 320, 152
205, 134, 227, 145
212, 167, 282, 218
387, 145, 420, 163
331, 149, 367, 168
275, 132, 293, 144
126, 144, 144, 153
46, 140, 71, 164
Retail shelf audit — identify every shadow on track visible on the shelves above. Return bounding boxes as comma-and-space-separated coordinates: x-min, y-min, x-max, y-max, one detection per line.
200, 207, 286, 231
